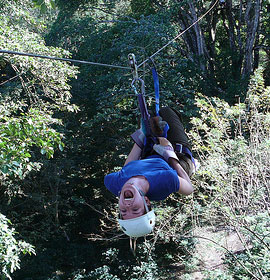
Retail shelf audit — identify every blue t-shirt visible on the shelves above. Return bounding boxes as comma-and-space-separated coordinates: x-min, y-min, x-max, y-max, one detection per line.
104, 156, 179, 201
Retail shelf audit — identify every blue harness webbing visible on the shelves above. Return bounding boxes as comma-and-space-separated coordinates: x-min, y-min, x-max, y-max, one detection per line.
151, 66, 195, 165
151, 66, 160, 117
151, 66, 169, 138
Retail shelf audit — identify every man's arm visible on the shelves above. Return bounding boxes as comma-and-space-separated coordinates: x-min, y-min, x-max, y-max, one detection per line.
124, 143, 142, 166
168, 158, 193, 195
153, 137, 193, 196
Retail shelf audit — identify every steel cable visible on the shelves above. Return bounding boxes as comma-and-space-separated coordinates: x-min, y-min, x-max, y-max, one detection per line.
137, 0, 220, 68
0, 49, 131, 70
1, 1, 219, 72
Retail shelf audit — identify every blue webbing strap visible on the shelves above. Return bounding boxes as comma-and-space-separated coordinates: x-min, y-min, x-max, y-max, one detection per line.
151, 67, 160, 116
151, 65, 169, 138
151, 64, 194, 165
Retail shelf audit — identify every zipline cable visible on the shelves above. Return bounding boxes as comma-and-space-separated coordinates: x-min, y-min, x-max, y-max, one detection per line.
0, 1, 219, 71
0, 49, 131, 70
137, 0, 219, 68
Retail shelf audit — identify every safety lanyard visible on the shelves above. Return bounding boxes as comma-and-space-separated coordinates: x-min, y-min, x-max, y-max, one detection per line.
129, 54, 160, 132
131, 78, 151, 136
129, 54, 170, 149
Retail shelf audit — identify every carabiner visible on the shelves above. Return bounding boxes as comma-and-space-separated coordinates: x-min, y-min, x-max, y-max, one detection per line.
131, 77, 145, 96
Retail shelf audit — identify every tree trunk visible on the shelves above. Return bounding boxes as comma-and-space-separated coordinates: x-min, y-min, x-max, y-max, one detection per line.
188, 1, 206, 72
173, 0, 263, 89
253, 33, 260, 70
242, 0, 261, 77
206, 3, 219, 75
176, 0, 212, 72
221, 0, 243, 79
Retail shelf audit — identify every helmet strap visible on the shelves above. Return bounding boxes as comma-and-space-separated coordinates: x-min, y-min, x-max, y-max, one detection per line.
130, 237, 137, 256
132, 184, 149, 213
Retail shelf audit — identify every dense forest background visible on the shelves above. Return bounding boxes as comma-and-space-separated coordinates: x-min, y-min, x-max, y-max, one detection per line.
1, 0, 270, 279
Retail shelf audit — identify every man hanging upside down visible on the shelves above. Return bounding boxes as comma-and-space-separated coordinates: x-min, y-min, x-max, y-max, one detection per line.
104, 107, 196, 238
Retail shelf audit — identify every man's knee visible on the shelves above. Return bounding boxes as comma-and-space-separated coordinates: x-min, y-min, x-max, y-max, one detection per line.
159, 107, 173, 117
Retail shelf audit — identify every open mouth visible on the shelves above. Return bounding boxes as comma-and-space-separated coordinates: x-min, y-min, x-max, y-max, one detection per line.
124, 190, 133, 200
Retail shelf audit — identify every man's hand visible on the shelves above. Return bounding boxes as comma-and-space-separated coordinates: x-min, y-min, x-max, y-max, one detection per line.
153, 137, 179, 162
150, 116, 168, 136
131, 117, 169, 149
131, 129, 145, 149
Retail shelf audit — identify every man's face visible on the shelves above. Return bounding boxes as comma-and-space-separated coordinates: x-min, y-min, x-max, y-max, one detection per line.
119, 183, 148, 220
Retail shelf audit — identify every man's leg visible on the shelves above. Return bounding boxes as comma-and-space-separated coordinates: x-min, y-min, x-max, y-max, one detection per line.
159, 107, 194, 177
159, 107, 190, 148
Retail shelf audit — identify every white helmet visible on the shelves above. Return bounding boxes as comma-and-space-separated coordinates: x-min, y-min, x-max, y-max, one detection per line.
118, 185, 155, 238
118, 210, 155, 238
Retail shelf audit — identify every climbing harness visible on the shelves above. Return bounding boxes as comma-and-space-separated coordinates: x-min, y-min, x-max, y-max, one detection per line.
131, 78, 152, 137
129, 54, 164, 133
149, 57, 196, 166
129, 54, 163, 158
129, 53, 196, 166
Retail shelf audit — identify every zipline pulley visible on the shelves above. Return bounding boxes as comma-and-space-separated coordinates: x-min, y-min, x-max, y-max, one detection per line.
128, 53, 138, 81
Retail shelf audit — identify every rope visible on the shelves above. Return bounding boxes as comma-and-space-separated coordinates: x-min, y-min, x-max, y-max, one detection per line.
137, 0, 219, 68
0, 49, 131, 70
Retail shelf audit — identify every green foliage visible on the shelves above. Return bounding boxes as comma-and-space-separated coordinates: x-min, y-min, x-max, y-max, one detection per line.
224, 212, 270, 279
0, 108, 64, 179
0, 214, 35, 280
0, 0, 78, 185
70, 243, 164, 280
0, 1, 78, 276
202, 270, 234, 280
187, 68, 270, 278
32, 0, 98, 13
0, 0, 78, 110
32, 0, 56, 13
130, 0, 155, 18
1, 0, 270, 279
